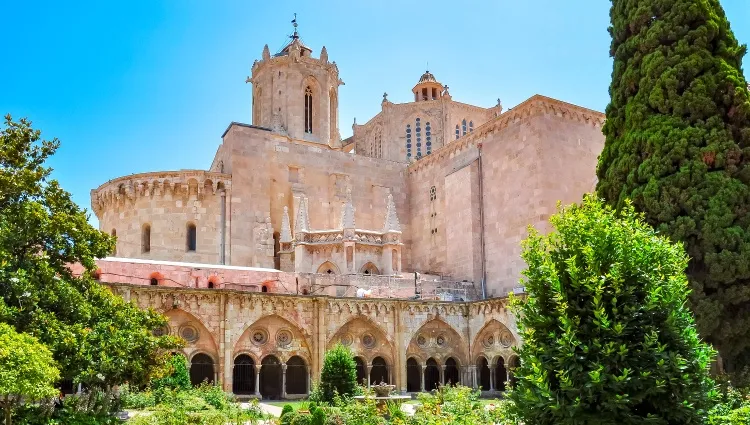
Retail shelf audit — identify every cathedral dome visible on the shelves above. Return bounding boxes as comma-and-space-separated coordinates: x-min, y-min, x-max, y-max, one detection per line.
412, 70, 444, 102
418, 71, 438, 84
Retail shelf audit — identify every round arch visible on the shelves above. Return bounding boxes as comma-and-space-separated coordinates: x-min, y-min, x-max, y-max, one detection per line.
406, 318, 468, 366
444, 357, 459, 386
260, 355, 282, 400
232, 354, 256, 395
476, 356, 491, 391
354, 356, 367, 386
406, 357, 421, 392
286, 355, 307, 395
370, 356, 389, 384
189, 352, 214, 386
424, 358, 440, 391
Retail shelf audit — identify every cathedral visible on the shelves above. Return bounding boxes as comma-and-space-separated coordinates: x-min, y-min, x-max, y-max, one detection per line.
86, 24, 605, 398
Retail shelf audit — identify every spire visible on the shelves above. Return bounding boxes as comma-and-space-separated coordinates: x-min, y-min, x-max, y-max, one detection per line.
294, 196, 310, 235
320, 46, 328, 63
383, 193, 401, 232
340, 188, 355, 229
262, 44, 270, 61
280, 206, 292, 243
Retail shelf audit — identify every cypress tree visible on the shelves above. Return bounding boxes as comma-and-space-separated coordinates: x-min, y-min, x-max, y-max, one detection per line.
596, 0, 750, 372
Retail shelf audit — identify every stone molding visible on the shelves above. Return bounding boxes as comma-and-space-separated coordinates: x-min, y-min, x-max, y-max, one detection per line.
91, 170, 231, 215
407, 95, 606, 175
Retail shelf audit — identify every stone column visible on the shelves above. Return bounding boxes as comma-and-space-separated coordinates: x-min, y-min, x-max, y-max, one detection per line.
506, 368, 512, 389
489, 366, 496, 391
281, 364, 288, 399
366, 364, 372, 388
471, 366, 477, 389
307, 372, 312, 394
254, 367, 261, 397
420, 365, 426, 392
387, 367, 392, 385
440, 365, 446, 386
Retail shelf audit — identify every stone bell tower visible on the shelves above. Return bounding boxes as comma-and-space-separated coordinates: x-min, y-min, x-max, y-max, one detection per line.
247, 16, 344, 147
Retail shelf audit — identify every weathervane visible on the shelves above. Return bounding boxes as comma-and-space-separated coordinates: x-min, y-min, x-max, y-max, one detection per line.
291, 13, 299, 40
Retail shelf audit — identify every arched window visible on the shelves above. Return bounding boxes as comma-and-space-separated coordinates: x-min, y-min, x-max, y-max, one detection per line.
415, 118, 422, 158
261, 285, 268, 293
375, 130, 382, 158
455, 125, 460, 140
150, 278, 158, 286
462, 119, 467, 136
406, 124, 412, 159
425, 122, 432, 155
186, 223, 197, 252
304, 86, 313, 134
469, 121, 474, 132
141, 224, 151, 253
111, 229, 117, 256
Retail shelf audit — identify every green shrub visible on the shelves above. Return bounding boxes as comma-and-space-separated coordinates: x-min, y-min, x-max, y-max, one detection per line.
311, 407, 326, 425
151, 354, 191, 392
509, 195, 716, 425
121, 385, 156, 409
319, 344, 358, 403
281, 404, 295, 417
291, 412, 313, 425
280, 411, 298, 425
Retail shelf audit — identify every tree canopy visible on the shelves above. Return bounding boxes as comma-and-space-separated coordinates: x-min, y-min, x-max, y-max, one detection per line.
0, 115, 179, 388
509, 195, 715, 425
319, 344, 358, 402
0, 322, 59, 425
596, 0, 750, 372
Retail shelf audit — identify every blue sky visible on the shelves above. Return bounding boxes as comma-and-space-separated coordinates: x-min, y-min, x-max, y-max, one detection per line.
1, 1, 748, 226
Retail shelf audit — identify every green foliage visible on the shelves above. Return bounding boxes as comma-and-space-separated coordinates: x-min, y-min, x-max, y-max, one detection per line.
0, 323, 59, 425
12, 389, 123, 425
319, 344, 358, 402
408, 385, 506, 425
0, 116, 180, 389
311, 407, 326, 425
595, 0, 750, 372
123, 384, 264, 425
149, 355, 191, 393
281, 404, 295, 417
508, 195, 715, 424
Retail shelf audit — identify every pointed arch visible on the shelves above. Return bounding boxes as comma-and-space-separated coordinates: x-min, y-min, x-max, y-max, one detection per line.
316, 261, 341, 275
407, 317, 467, 365
234, 314, 312, 366
163, 309, 219, 363
470, 319, 518, 363
359, 262, 380, 275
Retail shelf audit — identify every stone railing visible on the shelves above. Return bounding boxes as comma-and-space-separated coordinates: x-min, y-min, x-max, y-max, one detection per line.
295, 229, 401, 246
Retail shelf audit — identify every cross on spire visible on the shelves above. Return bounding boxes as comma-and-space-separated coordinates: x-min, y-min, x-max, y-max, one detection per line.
290, 13, 299, 40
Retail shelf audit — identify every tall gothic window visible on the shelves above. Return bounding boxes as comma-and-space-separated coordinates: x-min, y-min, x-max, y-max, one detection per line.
455, 125, 460, 140
425, 122, 432, 155
462, 119, 467, 136
186, 223, 197, 252
406, 124, 412, 159
469, 121, 474, 132
304, 86, 313, 134
375, 130, 382, 158
415, 118, 422, 158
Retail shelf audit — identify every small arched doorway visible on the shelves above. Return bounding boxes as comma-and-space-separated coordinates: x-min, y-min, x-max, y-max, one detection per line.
232, 355, 255, 395
495, 357, 508, 391
354, 356, 367, 386
370, 357, 389, 384
286, 356, 307, 395
406, 358, 420, 392
189, 353, 214, 386
444, 357, 459, 386
260, 355, 282, 399
477, 357, 490, 391
424, 358, 440, 391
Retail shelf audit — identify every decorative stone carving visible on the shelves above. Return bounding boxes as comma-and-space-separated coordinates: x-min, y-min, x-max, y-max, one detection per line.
362, 333, 376, 349
383, 193, 401, 233
500, 331, 513, 347
276, 329, 293, 347
252, 329, 269, 346
179, 324, 199, 342
280, 206, 292, 243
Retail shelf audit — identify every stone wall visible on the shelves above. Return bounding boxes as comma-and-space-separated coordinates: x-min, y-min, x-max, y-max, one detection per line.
91, 171, 231, 264
112, 282, 518, 396
220, 123, 411, 271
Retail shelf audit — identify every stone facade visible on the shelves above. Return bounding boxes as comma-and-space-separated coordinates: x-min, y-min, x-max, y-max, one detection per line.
106, 278, 519, 397
86, 28, 605, 397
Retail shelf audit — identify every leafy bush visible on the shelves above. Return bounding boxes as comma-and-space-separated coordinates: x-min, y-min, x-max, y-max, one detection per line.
319, 344, 357, 402
508, 195, 716, 425
281, 404, 295, 417
120, 385, 156, 410
150, 355, 191, 393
